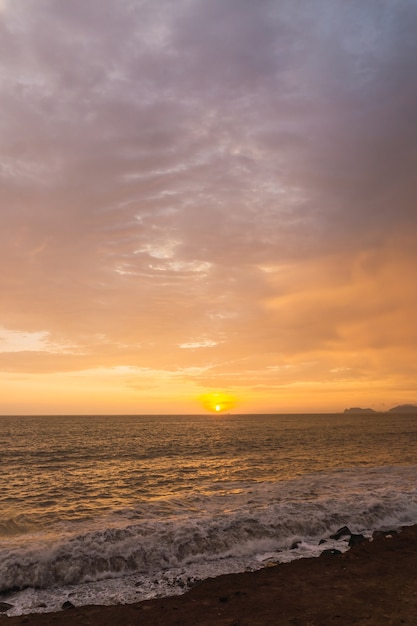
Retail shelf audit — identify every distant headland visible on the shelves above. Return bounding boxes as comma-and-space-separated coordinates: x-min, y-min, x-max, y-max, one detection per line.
344, 404, 417, 414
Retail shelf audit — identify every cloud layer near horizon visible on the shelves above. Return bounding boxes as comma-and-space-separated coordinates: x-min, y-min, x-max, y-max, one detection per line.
1, 0, 417, 412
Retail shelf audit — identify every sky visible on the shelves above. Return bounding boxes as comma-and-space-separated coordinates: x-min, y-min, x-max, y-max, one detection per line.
1, 0, 417, 415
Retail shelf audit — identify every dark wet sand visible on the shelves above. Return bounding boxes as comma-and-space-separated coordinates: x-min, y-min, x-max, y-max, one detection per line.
3, 525, 417, 625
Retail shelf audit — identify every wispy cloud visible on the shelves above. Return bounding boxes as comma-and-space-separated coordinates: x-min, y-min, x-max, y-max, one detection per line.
1, 0, 417, 412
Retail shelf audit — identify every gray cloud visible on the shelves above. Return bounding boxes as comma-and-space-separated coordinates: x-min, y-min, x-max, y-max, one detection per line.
1, 0, 417, 409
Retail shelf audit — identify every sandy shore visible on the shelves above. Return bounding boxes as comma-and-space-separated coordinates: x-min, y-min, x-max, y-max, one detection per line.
2, 525, 417, 625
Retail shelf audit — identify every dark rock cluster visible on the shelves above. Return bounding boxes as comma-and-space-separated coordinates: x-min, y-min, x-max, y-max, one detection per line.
319, 525, 399, 558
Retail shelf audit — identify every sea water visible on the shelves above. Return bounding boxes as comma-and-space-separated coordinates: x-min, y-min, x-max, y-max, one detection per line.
1, 413, 417, 616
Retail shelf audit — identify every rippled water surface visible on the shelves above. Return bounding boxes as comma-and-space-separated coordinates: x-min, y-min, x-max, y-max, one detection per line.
2, 413, 417, 528
1, 413, 417, 615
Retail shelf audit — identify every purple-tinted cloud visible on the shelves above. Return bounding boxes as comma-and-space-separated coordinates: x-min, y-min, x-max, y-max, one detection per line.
1, 0, 417, 410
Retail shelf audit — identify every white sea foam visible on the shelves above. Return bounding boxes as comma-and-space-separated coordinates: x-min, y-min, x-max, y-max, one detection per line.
2, 465, 417, 616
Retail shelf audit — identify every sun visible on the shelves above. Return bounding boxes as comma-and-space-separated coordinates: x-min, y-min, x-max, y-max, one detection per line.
199, 392, 236, 414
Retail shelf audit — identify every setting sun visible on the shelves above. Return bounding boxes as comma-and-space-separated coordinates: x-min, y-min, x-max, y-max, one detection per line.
200, 393, 236, 414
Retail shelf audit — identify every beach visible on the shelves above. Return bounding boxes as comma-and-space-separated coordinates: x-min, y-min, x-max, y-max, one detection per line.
3, 524, 417, 625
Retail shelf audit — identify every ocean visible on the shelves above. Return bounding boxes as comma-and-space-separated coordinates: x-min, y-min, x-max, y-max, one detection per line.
1, 412, 417, 616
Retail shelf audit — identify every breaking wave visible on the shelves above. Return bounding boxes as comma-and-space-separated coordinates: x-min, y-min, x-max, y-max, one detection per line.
2, 466, 417, 595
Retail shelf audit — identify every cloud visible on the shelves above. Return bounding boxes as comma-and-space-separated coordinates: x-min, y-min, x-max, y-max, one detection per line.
1, 0, 417, 410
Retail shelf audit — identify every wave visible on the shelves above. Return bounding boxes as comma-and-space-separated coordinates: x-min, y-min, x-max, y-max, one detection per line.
2, 466, 417, 594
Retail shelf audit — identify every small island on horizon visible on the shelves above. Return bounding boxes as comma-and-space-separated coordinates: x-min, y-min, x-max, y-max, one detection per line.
344, 404, 417, 414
